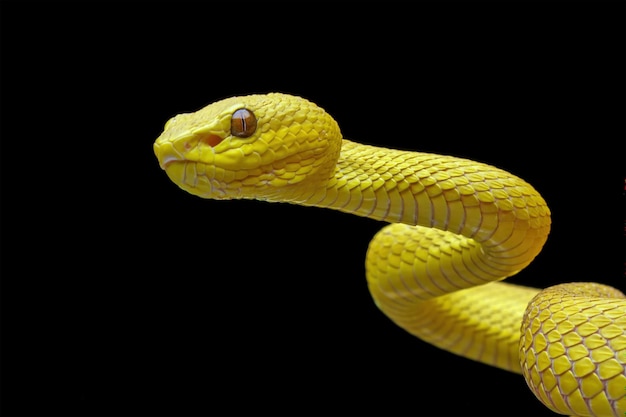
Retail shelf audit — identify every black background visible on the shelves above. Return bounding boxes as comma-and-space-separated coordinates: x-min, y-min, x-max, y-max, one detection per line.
1, 1, 625, 416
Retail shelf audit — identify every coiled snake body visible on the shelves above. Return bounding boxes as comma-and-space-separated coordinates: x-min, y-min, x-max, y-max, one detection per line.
154, 93, 625, 416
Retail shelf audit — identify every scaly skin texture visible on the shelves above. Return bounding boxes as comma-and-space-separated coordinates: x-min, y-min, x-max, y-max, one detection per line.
154, 93, 626, 416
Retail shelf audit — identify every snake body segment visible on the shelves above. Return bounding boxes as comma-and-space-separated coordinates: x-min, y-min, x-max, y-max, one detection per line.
154, 93, 625, 416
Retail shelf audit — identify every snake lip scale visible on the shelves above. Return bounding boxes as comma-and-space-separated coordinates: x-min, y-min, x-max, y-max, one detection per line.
154, 93, 626, 417
159, 154, 182, 170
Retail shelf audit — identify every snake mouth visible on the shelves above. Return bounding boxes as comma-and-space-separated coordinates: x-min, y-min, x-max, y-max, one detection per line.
154, 133, 223, 171
154, 141, 184, 170
160, 159, 231, 199
159, 154, 181, 170
154, 140, 232, 198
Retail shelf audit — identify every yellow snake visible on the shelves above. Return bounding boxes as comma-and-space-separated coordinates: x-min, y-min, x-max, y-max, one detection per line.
153, 93, 625, 416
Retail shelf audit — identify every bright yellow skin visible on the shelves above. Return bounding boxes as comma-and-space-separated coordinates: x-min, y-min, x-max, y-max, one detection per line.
154, 93, 626, 416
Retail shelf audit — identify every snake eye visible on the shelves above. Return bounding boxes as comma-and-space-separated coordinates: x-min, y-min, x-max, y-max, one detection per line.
231, 108, 257, 138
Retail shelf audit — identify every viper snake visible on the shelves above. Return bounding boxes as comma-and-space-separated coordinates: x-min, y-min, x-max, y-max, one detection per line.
153, 93, 625, 416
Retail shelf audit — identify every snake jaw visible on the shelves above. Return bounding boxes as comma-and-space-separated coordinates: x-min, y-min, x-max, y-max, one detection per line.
153, 141, 182, 170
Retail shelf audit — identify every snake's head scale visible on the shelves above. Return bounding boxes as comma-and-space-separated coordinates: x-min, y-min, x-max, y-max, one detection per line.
154, 93, 342, 201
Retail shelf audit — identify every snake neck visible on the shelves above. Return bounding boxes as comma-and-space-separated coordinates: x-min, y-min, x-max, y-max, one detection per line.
294, 139, 551, 260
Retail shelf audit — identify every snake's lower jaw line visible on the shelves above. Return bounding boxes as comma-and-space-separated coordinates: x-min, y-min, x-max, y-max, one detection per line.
159, 154, 181, 170
154, 141, 184, 170
161, 161, 185, 187
161, 161, 228, 200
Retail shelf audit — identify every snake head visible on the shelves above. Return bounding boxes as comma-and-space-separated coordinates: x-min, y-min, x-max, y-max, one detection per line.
153, 93, 342, 201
